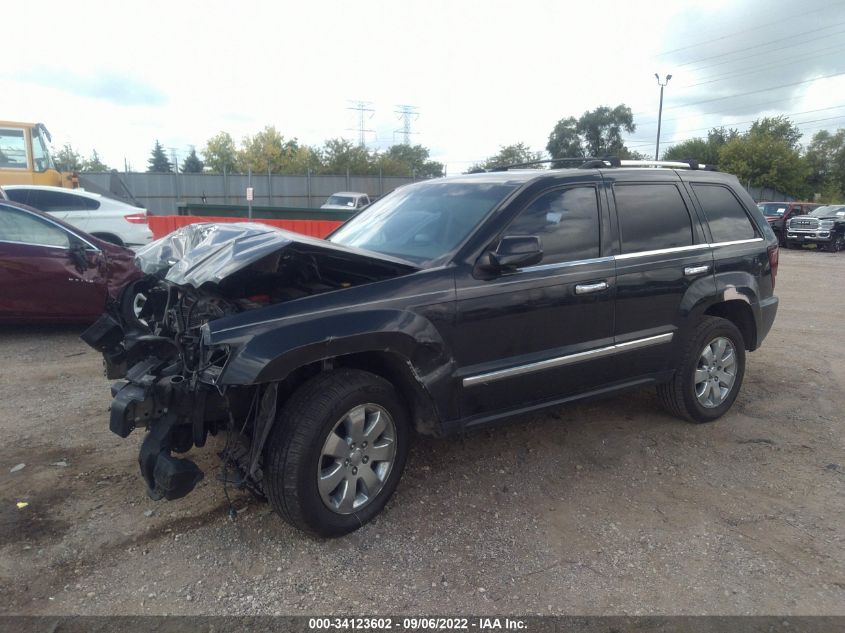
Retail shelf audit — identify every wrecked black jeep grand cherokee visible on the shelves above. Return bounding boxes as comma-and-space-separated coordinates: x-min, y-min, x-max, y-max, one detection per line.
83, 159, 780, 536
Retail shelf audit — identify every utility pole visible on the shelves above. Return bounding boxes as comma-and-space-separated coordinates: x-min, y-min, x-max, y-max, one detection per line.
394, 105, 419, 145
347, 100, 375, 147
654, 74, 672, 160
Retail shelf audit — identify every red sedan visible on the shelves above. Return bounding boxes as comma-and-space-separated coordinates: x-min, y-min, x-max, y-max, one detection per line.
0, 199, 142, 324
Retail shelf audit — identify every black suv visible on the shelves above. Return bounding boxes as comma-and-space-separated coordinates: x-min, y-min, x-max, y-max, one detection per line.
83, 159, 779, 536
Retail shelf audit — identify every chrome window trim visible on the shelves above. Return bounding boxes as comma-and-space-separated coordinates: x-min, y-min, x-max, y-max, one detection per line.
710, 238, 763, 247
614, 243, 710, 260
517, 255, 614, 274
462, 332, 674, 387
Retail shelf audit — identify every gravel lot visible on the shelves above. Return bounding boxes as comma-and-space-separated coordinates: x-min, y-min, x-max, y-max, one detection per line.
0, 249, 843, 616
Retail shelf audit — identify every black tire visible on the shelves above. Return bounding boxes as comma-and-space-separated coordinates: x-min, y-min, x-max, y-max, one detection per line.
657, 316, 746, 424
263, 369, 411, 537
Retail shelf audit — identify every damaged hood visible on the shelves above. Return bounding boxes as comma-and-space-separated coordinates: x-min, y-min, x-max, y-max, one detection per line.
134, 222, 417, 287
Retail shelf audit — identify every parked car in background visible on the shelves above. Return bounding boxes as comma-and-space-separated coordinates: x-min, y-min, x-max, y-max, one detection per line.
3, 185, 153, 248
320, 191, 370, 210
757, 201, 820, 245
785, 204, 845, 252
0, 200, 141, 323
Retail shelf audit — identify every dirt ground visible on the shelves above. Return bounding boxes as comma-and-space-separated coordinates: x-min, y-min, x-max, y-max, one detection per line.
0, 248, 843, 616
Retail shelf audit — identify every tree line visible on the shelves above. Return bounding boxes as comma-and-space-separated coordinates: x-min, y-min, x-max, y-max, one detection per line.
53, 107, 844, 201
470, 104, 844, 202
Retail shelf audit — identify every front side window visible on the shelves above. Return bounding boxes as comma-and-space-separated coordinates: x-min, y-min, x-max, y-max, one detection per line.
0, 128, 28, 169
614, 183, 693, 253
505, 186, 600, 264
692, 184, 757, 242
0, 205, 71, 248
330, 181, 518, 265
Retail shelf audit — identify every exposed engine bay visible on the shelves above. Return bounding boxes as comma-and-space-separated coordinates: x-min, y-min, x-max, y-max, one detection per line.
81, 223, 417, 503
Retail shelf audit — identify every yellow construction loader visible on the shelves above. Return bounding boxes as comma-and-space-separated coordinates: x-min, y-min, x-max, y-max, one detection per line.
0, 121, 78, 188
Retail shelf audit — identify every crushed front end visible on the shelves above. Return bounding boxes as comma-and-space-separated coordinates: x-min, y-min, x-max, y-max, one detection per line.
81, 222, 417, 504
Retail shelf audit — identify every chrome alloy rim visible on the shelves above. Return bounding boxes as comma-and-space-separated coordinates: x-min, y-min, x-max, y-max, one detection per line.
695, 336, 738, 408
317, 404, 397, 514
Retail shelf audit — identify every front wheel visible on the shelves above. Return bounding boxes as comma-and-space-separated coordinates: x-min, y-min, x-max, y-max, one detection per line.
657, 317, 746, 423
263, 369, 411, 537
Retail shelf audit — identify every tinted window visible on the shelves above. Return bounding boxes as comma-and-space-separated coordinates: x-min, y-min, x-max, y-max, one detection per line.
614, 184, 693, 253
330, 181, 518, 264
5, 189, 99, 211
506, 186, 600, 264
0, 205, 71, 247
692, 184, 757, 242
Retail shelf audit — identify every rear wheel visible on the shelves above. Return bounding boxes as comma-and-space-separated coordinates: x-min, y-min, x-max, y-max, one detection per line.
263, 369, 410, 537
657, 317, 746, 423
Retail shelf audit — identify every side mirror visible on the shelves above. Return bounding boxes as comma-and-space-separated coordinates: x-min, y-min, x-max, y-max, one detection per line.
68, 242, 90, 272
488, 235, 543, 271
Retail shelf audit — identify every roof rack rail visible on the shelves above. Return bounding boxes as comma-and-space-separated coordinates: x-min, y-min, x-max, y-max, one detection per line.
486, 156, 716, 172
617, 159, 716, 171
488, 156, 620, 171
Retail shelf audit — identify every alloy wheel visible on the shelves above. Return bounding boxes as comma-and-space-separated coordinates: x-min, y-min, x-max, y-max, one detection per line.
317, 404, 397, 514
694, 336, 738, 408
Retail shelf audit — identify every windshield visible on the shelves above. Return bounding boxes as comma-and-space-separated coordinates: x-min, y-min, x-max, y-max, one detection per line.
325, 195, 355, 207
329, 180, 518, 265
809, 205, 845, 217
757, 203, 788, 217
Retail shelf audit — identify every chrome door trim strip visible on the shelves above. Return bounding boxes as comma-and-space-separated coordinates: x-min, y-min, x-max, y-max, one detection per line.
462, 332, 674, 387
517, 255, 614, 274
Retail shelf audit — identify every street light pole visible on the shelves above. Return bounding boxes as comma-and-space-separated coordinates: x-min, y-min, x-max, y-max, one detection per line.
654, 73, 672, 160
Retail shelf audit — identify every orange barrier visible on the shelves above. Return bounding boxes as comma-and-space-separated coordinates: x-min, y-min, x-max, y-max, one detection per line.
147, 215, 344, 241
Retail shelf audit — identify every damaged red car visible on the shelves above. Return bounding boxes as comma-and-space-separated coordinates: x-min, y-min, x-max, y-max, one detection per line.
0, 200, 141, 323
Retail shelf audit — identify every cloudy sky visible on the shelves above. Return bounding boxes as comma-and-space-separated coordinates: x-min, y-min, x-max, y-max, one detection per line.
4, 0, 845, 174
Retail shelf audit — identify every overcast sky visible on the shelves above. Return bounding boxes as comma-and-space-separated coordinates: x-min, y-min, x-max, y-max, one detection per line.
4, 0, 845, 174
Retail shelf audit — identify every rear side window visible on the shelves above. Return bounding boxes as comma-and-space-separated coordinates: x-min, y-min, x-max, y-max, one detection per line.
506, 186, 600, 264
6, 189, 100, 211
614, 183, 693, 253
691, 184, 756, 243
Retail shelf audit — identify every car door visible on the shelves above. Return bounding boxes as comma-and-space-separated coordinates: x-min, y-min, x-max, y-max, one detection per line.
608, 174, 715, 379
0, 204, 106, 321
451, 179, 617, 420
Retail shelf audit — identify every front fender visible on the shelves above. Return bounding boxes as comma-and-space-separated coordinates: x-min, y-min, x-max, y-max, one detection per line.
218, 308, 452, 388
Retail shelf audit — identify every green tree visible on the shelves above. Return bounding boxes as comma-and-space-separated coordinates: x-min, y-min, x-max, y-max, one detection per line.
378, 144, 444, 177
203, 132, 239, 173
147, 140, 173, 173
663, 127, 738, 165
718, 118, 809, 197
467, 142, 544, 173
318, 138, 375, 174
180, 147, 204, 173
53, 143, 82, 171
547, 104, 636, 162
81, 150, 110, 172
804, 128, 845, 198
238, 125, 313, 174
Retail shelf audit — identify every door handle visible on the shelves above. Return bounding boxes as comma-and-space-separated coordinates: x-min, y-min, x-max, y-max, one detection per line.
684, 264, 710, 276
575, 281, 609, 295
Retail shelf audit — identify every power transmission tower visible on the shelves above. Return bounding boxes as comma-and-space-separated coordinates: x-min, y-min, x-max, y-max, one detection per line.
347, 100, 375, 147
394, 105, 419, 145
